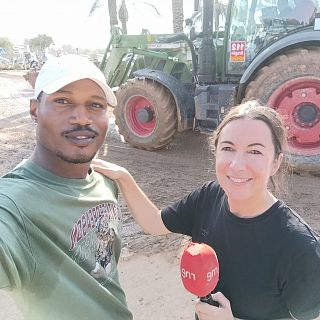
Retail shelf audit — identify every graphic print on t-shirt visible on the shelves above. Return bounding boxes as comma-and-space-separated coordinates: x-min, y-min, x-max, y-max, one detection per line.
91, 214, 116, 279
69, 202, 121, 280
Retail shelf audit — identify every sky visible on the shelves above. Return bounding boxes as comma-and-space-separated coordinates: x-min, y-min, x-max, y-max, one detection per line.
0, 0, 194, 50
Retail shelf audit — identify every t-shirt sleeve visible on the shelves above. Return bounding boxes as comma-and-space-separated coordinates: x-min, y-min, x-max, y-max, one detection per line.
112, 180, 119, 200
161, 181, 216, 236
100, 174, 119, 200
0, 254, 11, 288
283, 239, 320, 320
0, 195, 35, 289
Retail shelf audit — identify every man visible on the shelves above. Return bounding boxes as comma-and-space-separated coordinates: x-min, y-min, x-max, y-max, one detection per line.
0, 55, 133, 320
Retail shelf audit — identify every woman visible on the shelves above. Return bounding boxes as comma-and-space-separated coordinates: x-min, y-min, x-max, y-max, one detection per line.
92, 101, 320, 320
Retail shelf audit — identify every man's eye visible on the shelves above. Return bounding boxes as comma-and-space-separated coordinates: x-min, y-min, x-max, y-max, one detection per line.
55, 98, 69, 104
91, 103, 106, 109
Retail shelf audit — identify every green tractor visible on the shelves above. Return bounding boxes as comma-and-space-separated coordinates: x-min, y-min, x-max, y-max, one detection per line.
101, 0, 320, 173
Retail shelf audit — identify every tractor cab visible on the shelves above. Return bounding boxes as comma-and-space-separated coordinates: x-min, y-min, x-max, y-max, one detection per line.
189, 0, 319, 80
189, 0, 320, 172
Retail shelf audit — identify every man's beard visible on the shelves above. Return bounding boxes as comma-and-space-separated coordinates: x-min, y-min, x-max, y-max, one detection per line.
56, 150, 96, 164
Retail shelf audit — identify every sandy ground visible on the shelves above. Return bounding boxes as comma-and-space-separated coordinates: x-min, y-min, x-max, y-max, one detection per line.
0, 71, 319, 320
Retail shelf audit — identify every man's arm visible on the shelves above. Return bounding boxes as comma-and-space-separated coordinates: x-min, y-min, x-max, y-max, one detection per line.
0, 196, 35, 289
92, 160, 170, 235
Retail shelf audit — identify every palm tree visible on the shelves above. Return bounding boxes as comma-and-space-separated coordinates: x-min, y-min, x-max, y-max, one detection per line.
89, 0, 118, 30
118, 0, 128, 34
108, 0, 119, 27
172, 0, 184, 33
90, 0, 184, 35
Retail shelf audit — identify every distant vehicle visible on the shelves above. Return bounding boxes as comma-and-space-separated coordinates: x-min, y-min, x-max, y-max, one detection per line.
0, 56, 12, 70
30, 60, 40, 70
13, 57, 26, 70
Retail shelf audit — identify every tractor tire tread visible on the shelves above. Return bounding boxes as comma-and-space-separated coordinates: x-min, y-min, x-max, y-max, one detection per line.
114, 78, 177, 150
244, 47, 320, 173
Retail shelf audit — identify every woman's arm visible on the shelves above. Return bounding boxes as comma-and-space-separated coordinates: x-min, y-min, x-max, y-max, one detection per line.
92, 159, 170, 235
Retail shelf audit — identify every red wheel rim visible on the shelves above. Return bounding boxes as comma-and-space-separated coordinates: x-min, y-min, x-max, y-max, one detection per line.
125, 95, 156, 137
268, 77, 320, 155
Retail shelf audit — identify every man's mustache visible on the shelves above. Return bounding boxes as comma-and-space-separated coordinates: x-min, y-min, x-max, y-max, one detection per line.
62, 126, 99, 136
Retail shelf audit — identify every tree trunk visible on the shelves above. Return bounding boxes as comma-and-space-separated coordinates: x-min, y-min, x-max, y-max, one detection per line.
118, 0, 128, 34
108, 0, 118, 28
172, 0, 184, 33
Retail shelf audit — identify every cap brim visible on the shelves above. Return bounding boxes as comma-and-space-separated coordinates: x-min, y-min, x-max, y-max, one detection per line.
41, 75, 117, 107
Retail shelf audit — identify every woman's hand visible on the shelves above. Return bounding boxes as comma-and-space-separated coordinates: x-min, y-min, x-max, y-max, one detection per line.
195, 292, 234, 320
91, 159, 129, 182
91, 158, 169, 235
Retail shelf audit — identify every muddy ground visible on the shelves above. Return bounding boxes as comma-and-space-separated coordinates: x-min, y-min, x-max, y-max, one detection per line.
0, 71, 319, 319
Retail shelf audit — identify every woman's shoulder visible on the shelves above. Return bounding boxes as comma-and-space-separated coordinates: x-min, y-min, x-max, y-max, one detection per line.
277, 201, 319, 249
192, 180, 225, 202
199, 180, 224, 194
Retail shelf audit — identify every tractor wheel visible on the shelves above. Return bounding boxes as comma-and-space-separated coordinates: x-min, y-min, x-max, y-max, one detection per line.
114, 78, 177, 150
244, 47, 320, 173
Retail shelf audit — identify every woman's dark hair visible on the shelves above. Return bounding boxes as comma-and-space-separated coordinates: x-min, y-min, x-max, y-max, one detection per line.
211, 100, 289, 191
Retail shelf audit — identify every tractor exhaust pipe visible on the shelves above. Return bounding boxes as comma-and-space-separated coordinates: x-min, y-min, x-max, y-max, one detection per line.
202, 0, 213, 36
198, 0, 216, 84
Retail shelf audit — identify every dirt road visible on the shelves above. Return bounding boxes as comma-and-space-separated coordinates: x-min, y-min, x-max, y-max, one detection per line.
0, 71, 319, 320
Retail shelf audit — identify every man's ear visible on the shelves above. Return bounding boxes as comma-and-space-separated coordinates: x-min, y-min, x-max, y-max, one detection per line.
30, 99, 39, 123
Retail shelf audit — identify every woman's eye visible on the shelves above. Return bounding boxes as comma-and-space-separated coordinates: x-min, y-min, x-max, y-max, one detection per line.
249, 150, 262, 155
221, 146, 233, 151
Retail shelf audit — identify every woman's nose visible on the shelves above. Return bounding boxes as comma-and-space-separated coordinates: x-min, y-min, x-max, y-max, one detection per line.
229, 152, 247, 169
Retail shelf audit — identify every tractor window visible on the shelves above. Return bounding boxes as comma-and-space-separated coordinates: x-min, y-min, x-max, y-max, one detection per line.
193, 11, 203, 35
191, 0, 228, 34
214, 1, 228, 34
226, 0, 319, 75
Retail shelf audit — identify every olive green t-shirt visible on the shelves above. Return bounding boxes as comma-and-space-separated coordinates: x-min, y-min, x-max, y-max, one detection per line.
0, 160, 132, 320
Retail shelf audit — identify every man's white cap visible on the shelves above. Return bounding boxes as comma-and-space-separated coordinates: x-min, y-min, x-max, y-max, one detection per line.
34, 54, 117, 106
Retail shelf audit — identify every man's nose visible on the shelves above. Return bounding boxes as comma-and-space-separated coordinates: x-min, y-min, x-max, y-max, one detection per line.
69, 105, 93, 126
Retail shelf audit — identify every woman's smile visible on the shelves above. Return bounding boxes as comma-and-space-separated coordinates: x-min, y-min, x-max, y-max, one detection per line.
227, 176, 252, 184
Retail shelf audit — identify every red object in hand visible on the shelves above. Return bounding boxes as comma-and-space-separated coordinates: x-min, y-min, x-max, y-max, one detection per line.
180, 242, 219, 297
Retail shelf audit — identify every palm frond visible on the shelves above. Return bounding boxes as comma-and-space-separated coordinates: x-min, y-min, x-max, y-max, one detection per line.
141, 1, 161, 16
89, 0, 103, 16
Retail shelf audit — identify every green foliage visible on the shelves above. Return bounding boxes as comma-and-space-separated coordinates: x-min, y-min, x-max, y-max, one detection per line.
29, 34, 54, 52
0, 37, 14, 56
29, 34, 54, 61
